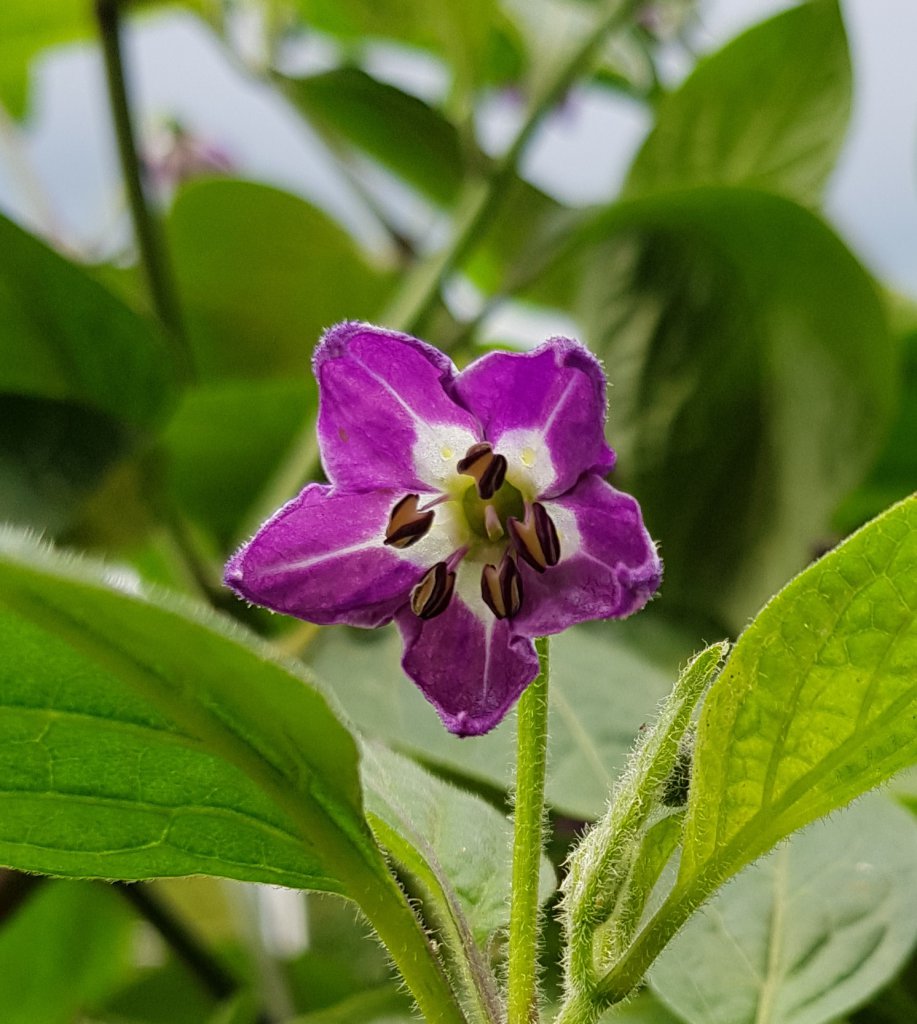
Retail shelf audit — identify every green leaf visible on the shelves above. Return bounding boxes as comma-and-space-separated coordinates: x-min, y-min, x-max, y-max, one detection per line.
0, 215, 176, 533
285, 68, 464, 206
167, 180, 394, 381
0, 1, 215, 118
206, 992, 261, 1024
0, 528, 379, 893
287, 893, 396, 1012
309, 615, 693, 820
0, 0, 86, 117
597, 990, 685, 1023
100, 958, 215, 1024
162, 378, 316, 547
0, 879, 134, 1024
363, 741, 556, 946
578, 187, 894, 628
594, 497, 917, 1006
650, 795, 917, 1024
0, 395, 130, 534
290, 986, 413, 1024
0, 214, 174, 429
626, 0, 851, 203
679, 496, 917, 888
362, 741, 555, 1024
289, 0, 523, 94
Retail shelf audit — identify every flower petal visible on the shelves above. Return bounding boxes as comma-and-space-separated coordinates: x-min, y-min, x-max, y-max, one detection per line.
315, 322, 480, 493
396, 563, 540, 736
225, 484, 450, 627
511, 475, 662, 637
451, 337, 615, 499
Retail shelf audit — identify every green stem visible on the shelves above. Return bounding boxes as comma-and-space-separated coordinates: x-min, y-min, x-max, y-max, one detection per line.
95, 0, 193, 382
552, 990, 599, 1024
507, 637, 550, 1024
385, 0, 642, 336
349, 855, 470, 1024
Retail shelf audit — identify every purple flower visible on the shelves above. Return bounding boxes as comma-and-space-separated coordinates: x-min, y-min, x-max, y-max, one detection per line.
225, 323, 661, 737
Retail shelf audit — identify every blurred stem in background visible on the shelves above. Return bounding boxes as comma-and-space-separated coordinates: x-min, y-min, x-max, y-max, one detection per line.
95, 0, 193, 383
384, 0, 643, 336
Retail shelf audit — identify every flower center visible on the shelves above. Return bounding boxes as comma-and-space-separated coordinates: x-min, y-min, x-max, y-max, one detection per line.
385, 441, 562, 623
460, 476, 525, 540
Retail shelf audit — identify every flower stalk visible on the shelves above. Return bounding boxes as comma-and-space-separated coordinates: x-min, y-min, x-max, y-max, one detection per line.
507, 636, 550, 1024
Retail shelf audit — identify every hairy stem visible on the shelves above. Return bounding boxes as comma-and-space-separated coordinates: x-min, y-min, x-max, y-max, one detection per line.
507, 637, 550, 1024
95, 0, 192, 382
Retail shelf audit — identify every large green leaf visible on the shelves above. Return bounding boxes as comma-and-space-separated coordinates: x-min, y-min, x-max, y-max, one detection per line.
167, 180, 394, 381
0, 528, 378, 893
0, 214, 174, 428
650, 795, 917, 1024
285, 68, 464, 207
578, 187, 894, 628
626, 0, 851, 203
675, 495, 917, 899
309, 615, 694, 820
0, 879, 134, 1024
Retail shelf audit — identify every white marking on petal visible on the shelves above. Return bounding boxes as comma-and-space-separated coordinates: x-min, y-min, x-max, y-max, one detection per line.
396, 500, 470, 568
495, 377, 581, 496
271, 539, 382, 575
544, 503, 581, 562
348, 353, 479, 491
413, 423, 480, 490
542, 377, 579, 434
452, 560, 500, 702
499, 427, 557, 498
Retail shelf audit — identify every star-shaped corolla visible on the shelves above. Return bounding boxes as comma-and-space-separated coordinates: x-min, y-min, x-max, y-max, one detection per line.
225, 322, 661, 736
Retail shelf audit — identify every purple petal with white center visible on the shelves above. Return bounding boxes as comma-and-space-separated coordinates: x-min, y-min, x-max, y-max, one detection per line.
511, 475, 662, 637
450, 337, 615, 499
225, 484, 438, 627
396, 565, 540, 736
314, 322, 480, 493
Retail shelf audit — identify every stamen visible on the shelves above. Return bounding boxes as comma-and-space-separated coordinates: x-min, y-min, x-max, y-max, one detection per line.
457, 442, 508, 500
384, 494, 435, 549
410, 562, 456, 620
508, 502, 561, 573
481, 557, 523, 620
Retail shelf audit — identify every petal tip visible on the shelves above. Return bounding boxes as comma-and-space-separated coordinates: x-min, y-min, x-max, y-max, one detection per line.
222, 547, 246, 590
313, 320, 370, 369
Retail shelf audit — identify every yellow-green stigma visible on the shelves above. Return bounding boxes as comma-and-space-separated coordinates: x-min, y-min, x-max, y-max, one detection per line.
461, 476, 525, 541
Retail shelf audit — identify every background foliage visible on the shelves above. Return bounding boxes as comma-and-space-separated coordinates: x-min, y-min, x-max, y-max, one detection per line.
0, 1, 915, 1022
